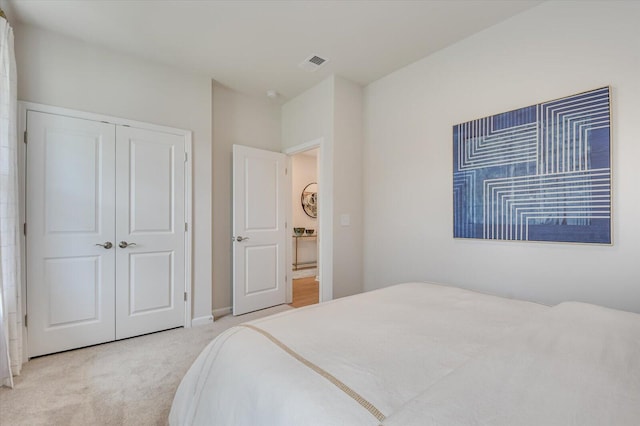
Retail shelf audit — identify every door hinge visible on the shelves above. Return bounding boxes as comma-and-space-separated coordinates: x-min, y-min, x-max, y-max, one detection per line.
185, 222, 188, 232
184, 152, 187, 162
285, 221, 287, 229
23, 131, 27, 144
285, 167, 288, 175
23, 223, 27, 236
24, 314, 28, 327
184, 292, 188, 302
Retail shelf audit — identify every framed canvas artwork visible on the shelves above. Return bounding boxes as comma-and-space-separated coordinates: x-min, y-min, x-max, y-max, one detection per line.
453, 87, 611, 244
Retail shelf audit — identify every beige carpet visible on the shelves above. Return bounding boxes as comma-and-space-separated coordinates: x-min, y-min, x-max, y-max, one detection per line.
0, 304, 293, 426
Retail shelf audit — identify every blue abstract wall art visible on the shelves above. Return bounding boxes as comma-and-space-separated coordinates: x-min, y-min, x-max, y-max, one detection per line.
453, 87, 611, 244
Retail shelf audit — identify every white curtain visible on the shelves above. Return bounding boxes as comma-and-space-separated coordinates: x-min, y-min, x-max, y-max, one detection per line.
0, 12, 22, 388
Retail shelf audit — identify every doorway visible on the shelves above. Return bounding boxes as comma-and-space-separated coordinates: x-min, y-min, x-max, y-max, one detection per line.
284, 137, 332, 306
289, 149, 319, 308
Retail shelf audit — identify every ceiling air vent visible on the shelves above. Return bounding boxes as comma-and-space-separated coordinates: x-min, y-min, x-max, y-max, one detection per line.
298, 55, 328, 72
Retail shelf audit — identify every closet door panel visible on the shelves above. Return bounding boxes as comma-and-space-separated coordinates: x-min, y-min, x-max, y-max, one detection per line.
26, 111, 116, 357
115, 126, 185, 339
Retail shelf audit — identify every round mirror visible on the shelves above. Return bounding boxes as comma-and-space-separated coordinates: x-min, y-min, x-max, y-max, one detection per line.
301, 182, 318, 218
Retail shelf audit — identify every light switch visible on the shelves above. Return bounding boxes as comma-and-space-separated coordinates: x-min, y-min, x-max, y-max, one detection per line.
340, 214, 351, 227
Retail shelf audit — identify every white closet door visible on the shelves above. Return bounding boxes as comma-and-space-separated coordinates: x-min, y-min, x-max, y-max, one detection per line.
26, 111, 116, 357
114, 126, 185, 339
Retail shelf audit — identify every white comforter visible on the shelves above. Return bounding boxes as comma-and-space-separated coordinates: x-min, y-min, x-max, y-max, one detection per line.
382, 301, 640, 426
170, 282, 547, 425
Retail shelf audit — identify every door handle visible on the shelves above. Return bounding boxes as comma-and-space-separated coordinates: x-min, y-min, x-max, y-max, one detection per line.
95, 242, 113, 249
234, 236, 250, 242
119, 241, 137, 249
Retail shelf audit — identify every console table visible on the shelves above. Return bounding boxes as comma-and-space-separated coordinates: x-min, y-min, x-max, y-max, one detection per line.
292, 235, 317, 271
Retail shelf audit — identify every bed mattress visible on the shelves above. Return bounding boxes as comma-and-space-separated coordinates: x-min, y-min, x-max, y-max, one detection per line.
170, 282, 549, 425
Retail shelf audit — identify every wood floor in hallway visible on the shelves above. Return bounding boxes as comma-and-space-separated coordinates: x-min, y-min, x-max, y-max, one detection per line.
290, 276, 319, 308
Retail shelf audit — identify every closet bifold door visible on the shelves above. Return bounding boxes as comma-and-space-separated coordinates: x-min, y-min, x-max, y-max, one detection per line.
26, 110, 187, 357
114, 126, 186, 340
26, 111, 117, 357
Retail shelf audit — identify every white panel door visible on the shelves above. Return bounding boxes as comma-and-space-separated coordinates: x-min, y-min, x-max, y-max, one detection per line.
26, 111, 116, 357
232, 145, 287, 315
115, 126, 185, 339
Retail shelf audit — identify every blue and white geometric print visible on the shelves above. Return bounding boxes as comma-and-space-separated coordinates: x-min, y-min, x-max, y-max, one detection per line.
453, 87, 611, 244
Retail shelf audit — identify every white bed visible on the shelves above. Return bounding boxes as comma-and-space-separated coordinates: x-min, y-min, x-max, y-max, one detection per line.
170, 282, 640, 425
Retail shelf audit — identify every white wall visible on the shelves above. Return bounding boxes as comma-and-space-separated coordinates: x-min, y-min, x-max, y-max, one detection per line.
363, 1, 640, 313
14, 24, 214, 321
332, 77, 364, 299
212, 82, 281, 311
282, 78, 333, 151
282, 75, 364, 299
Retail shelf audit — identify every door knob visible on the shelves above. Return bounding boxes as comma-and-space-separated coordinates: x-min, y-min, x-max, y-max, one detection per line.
234, 236, 250, 242
119, 241, 137, 248
95, 242, 113, 249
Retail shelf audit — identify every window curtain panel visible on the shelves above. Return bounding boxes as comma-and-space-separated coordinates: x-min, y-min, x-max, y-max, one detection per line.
0, 12, 22, 388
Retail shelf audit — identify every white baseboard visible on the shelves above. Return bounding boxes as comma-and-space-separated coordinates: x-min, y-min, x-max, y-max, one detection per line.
191, 314, 214, 326
212, 307, 232, 320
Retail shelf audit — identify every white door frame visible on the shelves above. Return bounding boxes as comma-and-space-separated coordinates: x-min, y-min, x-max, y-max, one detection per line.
284, 138, 333, 303
18, 102, 193, 361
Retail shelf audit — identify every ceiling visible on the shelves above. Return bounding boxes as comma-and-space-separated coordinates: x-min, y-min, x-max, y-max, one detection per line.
4, 0, 542, 101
